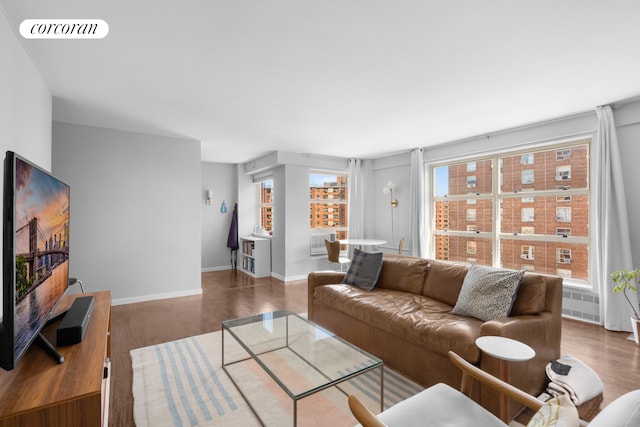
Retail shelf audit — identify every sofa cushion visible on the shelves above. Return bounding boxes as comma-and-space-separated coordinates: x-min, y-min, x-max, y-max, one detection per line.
342, 248, 383, 290
376, 254, 429, 294
370, 303, 482, 362
452, 265, 524, 321
313, 284, 482, 361
422, 260, 469, 306
377, 383, 505, 427
511, 273, 547, 315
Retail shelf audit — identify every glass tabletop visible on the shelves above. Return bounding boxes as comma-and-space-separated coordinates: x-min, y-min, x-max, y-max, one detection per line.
222, 310, 382, 400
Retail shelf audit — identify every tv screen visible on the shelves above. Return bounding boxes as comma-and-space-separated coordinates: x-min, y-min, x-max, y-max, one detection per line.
1, 151, 70, 371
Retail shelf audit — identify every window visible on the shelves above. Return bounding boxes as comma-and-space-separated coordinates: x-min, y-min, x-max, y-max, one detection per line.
467, 241, 477, 254
556, 166, 571, 181
521, 207, 535, 222
431, 140, 590, 283
521, 245, 535, 260
467, 162, 477, 172
309, 171, 348, 241
556, 207, 571, 222
557, 248, 572, 264
521, 226, 535, 235
521, 153, 535, 165
256, 179, 273, 233
466, 208, 477, 221
467, 176, 477, 188
521, 170, 534, 185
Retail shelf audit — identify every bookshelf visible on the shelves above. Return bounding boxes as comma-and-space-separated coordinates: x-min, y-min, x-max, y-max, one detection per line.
240, 236, 271, 278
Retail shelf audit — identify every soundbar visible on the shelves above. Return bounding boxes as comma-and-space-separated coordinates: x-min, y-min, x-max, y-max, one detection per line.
57, 296, 95, 346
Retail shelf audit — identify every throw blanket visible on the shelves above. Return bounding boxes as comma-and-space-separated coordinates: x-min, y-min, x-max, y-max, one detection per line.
545, 355, 604, 405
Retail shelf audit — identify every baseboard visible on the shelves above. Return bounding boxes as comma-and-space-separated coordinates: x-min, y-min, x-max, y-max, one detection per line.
112, 288, 203, 306
201, 265, 231, 273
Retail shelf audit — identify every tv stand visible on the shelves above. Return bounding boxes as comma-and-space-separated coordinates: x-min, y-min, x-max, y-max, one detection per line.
0, 291, 111, 427
35, 333, 64, 364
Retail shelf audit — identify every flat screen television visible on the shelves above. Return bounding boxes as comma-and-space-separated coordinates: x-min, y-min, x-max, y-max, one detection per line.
1, 151, 70, 371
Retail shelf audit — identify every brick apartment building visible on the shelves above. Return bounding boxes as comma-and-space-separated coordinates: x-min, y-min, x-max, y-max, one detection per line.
435, 143, 589, 280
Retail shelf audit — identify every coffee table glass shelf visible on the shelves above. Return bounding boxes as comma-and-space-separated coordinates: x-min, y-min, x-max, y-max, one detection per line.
222, 310, 383, 427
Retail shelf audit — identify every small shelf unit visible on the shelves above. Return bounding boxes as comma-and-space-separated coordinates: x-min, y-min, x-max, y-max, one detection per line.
240, 236, 271, 278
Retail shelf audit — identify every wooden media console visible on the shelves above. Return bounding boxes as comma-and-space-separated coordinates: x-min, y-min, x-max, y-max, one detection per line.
0, 291, 111, 427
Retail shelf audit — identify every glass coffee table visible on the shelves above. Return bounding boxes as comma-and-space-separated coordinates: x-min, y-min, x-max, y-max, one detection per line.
222, 310, 383, 427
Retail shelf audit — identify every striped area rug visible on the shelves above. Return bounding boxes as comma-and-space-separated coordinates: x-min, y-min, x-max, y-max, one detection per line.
131, 331, 423, 427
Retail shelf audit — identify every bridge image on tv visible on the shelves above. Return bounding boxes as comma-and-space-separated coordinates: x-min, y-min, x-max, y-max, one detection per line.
13, 158, 70, 333
16, 216, 69, 301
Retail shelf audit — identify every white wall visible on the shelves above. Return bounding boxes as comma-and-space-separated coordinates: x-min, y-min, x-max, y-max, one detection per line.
0, 13, 51, 315
52, 123, 202, 303
0, 15, 51, 170
201, 162, 237, 271
371, 153, 412, 253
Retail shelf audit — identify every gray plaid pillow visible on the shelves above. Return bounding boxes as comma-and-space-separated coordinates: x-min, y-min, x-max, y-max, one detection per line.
342, 249, 383, 291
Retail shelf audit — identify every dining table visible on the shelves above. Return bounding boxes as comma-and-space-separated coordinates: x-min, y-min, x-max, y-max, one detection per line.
338, 238, 387, 250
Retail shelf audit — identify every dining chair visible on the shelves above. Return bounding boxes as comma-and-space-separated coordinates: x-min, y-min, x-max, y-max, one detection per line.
324, 239, 350, 271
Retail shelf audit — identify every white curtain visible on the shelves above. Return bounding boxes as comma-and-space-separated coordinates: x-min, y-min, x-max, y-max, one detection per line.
409, 148, 426, 257
594, 105, 637, 331
348, 158, 364, 240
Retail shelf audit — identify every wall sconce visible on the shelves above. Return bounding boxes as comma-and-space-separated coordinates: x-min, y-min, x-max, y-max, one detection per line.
206, 189, 212, 205
382, 181, 398, 247
382, 181, 398, 207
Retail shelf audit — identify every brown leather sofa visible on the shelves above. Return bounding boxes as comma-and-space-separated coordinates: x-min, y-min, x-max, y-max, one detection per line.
307, 254, 563, 418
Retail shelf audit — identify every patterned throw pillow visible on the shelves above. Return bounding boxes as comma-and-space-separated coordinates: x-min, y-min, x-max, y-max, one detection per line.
527, 394, 579, 427
342, 249, 383, 291
452, 264, 525, 321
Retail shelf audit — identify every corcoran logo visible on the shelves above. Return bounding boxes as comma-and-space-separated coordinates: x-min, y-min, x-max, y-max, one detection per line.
19, 19, 109, 39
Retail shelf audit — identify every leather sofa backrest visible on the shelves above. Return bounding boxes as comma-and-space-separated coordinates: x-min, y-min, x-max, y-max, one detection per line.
375, 255, 558, 317
422, 259, 469, 306
376, 254, 429, 294
510, 273, 547, 315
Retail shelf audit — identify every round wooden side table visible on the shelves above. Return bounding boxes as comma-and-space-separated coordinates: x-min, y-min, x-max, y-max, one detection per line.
475, 336, 536, 423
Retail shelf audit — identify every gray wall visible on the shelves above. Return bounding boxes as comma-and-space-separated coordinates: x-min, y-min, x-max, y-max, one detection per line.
201, 162, 237, 271
52, 123, 201, 303
0, 13, 52, 315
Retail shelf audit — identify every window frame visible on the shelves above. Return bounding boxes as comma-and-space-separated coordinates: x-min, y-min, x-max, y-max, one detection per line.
255, 177, 274, 234
430, 139, 591, 287
309, 170, 349, 248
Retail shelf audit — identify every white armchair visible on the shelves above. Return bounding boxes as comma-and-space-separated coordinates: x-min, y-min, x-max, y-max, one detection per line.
348, 351, 640, 427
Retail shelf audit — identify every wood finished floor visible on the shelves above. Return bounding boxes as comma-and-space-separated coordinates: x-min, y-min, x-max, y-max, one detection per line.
109, 270, 640, 426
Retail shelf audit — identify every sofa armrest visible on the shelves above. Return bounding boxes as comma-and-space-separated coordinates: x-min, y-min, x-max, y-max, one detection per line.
479, 312, 560, 398
307, 271, 345, 319
480, 312, 553, 338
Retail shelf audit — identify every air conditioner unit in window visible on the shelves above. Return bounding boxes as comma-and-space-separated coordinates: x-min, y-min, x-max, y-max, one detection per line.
310, 232, 336, 255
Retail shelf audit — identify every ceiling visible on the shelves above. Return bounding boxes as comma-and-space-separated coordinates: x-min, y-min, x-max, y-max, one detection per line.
2, 1, 640, 164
